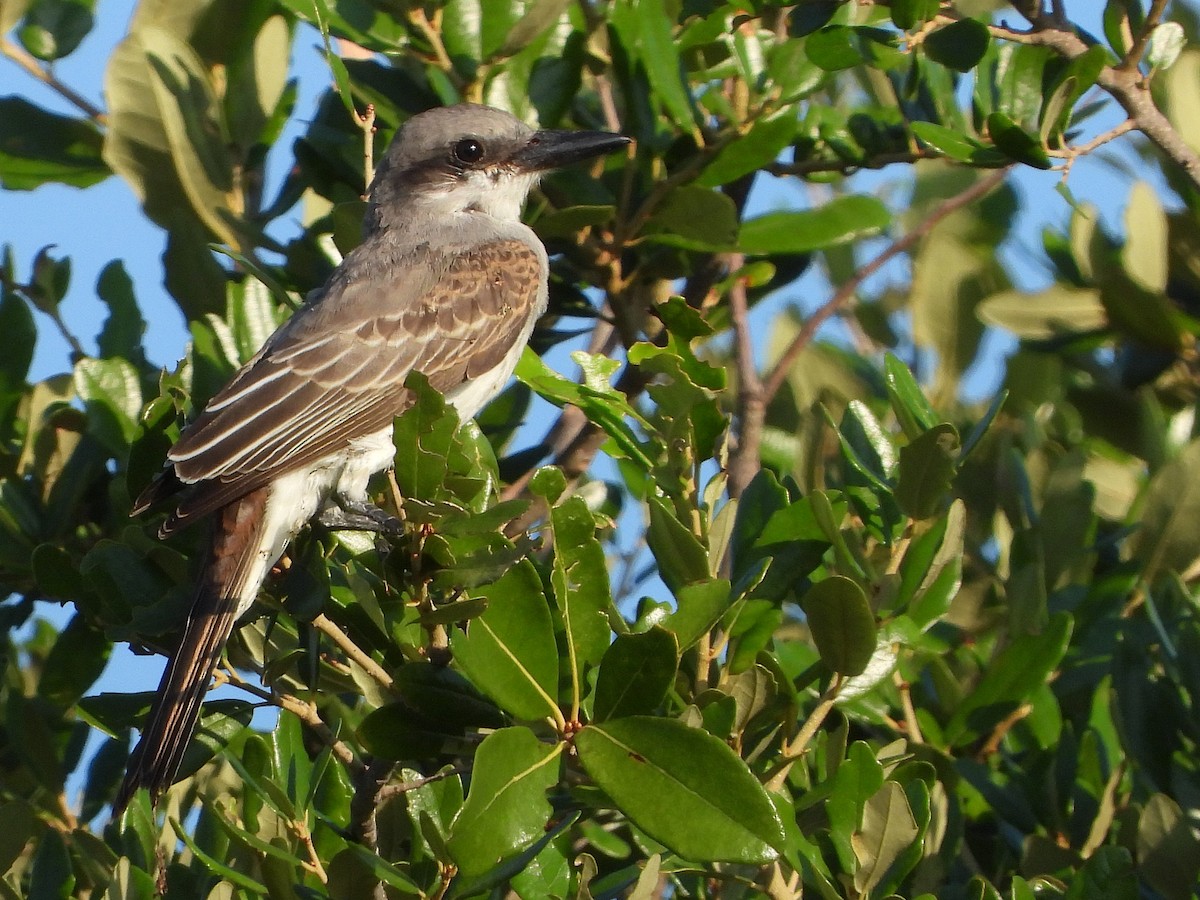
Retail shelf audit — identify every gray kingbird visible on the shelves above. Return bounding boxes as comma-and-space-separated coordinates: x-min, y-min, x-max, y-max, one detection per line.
114, 104, 629, 811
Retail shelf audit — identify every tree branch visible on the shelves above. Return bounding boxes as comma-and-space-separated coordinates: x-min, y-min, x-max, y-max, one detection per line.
727, 252, 765, 499
761, 165, 1013, 405
985, 16, 1200, 188
311, 613, 394, 692
0, 37, 106, 123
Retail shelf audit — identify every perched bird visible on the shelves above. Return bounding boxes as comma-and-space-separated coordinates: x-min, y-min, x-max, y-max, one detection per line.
114, 104, 629, 811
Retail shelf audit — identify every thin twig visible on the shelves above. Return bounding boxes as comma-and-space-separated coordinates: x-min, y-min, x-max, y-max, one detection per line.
224, 668, 363, 773
764, 675, 843, 791
0, 37, 105, 123
358, 103, 377, 191
761, 165, 1013, 405
727, 252, 765, 500
311, 613, 394, 691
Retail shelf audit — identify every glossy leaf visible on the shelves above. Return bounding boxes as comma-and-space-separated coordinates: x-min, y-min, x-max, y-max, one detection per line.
446, 727, 561, 876
452, 560, 561, 723
575, 717, 784, 863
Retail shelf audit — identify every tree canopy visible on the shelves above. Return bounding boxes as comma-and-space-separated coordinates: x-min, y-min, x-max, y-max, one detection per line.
2, 0, 1200, 897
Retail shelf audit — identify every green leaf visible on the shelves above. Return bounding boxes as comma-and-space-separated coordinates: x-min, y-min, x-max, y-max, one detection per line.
0, 288, 36, 401
945, 612, 1072, 744
1133, 437, 1200, 582
909, 122, 1007, 167
141, 26, 238, 247
1136, 794, 1200, 899
96, 261, 147, 363
610, 0, 696, 134
665, 578, 732, 650
28, 827, 75, 900
0, 97, 107, 189
1123, 180, 1168, 293
900, 499, 964, 629
576, 717, 784, 863
446, 727, 561, 877
977, 286, 1106, 339
698, 112, 798, 188
392, 372, 457, 499
805, 25, 862, 71
986, 111, 1051, 169
883, 355, 936, 439
551, 496, 612, 697
592, 628, 679, 722
453, 560, 561, 723
359, 666, 504, 760
802, 576, 876, 676
643, 185, 738, 251
170, 816, 268, 894
516, 349, 653, 470
26, 245, 70, 313
852, 782, 921, 895
73, 356, 142, 456
895, 424, 959, 520
891, 0, 939, 30
924, 19, 991, 72
646, 494, 710, 593
740, 196, 890, 255
0, 800, 36, 875
37, 615, 110, 708
172, 700, 254, 784
18, 0, 92, 60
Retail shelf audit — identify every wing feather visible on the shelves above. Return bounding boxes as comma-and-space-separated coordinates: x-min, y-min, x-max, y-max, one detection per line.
154, 238, 543, 531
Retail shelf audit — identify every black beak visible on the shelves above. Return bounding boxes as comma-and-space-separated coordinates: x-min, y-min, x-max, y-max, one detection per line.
511, 129, 631, 172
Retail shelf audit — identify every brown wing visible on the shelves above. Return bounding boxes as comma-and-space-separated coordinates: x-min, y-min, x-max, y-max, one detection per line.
150, 238, 543, 533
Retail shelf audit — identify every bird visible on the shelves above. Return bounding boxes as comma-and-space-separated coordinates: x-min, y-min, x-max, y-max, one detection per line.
113, 103, 630, 812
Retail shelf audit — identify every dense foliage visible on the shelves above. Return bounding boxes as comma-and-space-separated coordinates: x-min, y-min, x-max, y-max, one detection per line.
2, 0, 1200, 897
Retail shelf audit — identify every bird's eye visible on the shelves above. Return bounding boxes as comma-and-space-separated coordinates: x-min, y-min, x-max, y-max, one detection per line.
453, 138, 485, 164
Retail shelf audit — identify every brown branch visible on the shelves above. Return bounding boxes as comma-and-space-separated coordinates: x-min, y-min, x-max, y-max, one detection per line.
985, 18, 1200, 188
0, 37, 106, 123
349, 756, 397, 900
727, 252, 765, 500
223, 668, 362, 774
764, 674, 843, 791
762, 165, 1012, 405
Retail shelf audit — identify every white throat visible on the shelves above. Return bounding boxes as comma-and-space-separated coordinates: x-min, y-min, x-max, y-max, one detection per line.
421, 169, 539, 223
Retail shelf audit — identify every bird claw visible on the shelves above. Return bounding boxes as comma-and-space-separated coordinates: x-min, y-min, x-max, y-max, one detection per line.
317, 499, 405, 536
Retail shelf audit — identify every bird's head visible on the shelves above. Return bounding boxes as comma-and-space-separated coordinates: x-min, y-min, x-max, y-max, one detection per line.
366, 104, 629, 228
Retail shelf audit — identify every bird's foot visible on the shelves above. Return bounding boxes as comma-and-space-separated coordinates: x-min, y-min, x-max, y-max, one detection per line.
317, 498, 405, 536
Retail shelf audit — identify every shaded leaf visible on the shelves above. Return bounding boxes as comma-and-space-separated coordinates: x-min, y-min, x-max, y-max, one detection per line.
593, 628, 678, 722
802, 576, 876, 677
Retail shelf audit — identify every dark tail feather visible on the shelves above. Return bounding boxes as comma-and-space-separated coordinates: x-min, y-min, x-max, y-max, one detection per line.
114, 487, 271, 813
